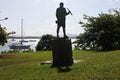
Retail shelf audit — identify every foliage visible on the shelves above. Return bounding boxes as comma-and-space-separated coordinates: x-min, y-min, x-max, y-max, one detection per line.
0, 50, 120, 80
74, 9, 120, 51
0, 23, 15, 46
0, 49, 34, 54
0, 26, 8, 46
36, 34, 56, 51
23, 48, 34, 52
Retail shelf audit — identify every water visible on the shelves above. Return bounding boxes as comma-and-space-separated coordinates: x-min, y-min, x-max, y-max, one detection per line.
0, 39, 40, 52
0, 39, 76, 52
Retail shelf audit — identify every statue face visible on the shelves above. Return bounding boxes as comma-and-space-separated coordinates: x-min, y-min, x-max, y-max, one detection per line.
60, 2, 64, 7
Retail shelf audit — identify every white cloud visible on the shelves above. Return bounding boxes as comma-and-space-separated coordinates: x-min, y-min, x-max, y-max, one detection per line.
54, 0, 67, 2
107, 0, 119, 2
115, 0, 119, 1
34, 0, 41, 2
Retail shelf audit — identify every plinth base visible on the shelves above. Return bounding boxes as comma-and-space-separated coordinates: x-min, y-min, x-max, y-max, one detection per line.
52, 38, 73, 67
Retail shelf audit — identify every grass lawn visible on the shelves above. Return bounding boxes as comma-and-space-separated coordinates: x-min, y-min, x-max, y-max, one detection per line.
0, 50, 120, 80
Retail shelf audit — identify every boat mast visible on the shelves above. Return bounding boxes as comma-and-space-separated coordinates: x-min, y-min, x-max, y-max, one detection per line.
21, 18, 23, 44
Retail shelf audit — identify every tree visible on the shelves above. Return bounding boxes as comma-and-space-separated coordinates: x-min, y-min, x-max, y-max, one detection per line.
36, 34, 56, 51
0, 24, 15, 46
0, 25, 8, 46
74, 9, 120, 51
0, 16, 15, 46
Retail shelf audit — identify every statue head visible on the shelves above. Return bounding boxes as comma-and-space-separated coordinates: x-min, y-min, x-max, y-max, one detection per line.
60, 2, 64, 7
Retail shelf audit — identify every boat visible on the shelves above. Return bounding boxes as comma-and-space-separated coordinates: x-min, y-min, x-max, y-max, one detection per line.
9, 18, 30, 49
9, 43, 30, 49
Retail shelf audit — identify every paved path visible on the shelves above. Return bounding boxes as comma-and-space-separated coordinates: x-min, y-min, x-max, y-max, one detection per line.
41, 60, 83, 65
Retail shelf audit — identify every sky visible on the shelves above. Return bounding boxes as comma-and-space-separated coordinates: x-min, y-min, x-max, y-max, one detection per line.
0, 0, 120, 37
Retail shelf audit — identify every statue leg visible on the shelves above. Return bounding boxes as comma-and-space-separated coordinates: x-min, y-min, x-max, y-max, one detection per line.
63, 25, 68, 39
57, 26, 60, 38
62, 23, 66, 36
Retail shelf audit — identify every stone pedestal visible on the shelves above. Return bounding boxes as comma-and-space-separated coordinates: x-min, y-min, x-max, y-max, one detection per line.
52, 38, 73, 67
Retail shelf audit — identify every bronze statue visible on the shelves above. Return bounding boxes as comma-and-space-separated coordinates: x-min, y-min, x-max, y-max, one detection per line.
52, 3, 73, 70
56, 2, 71, 39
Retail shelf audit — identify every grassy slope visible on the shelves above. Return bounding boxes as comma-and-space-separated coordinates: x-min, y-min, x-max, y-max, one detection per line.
0, 50, 120, 80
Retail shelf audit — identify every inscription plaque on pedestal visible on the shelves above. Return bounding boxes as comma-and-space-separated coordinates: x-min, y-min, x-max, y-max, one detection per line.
52, 38, 73, 67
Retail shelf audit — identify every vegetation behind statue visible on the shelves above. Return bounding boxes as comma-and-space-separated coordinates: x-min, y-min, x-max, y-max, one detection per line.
74, 9, 120, 51
0, 25, 15, 46
0, 26, 8, 46
36, 34, 56, 51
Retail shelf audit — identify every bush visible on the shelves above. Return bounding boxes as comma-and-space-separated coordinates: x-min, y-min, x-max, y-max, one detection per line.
36, 34, 56, 51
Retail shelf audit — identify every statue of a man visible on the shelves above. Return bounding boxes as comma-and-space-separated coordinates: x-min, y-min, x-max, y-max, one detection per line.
56, 2, 71, 39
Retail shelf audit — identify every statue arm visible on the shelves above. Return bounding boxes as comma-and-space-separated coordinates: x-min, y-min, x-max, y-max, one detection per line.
65, 8, 70, 15
56, 9, 59, 19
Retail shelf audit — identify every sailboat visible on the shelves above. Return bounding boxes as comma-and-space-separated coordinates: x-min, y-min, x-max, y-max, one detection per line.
9, 19, 30, 49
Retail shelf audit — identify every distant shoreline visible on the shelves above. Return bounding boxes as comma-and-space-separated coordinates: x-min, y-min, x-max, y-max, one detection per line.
8, 36, 77, 39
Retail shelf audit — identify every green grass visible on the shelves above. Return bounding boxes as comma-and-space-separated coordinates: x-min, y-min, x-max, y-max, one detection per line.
0, 50, 120, 80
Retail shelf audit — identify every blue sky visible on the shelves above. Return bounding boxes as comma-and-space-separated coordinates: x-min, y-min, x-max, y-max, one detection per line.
0, 0, 120, 37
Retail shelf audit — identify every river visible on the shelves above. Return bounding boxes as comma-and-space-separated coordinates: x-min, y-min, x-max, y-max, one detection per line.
0, 39, 76, 52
